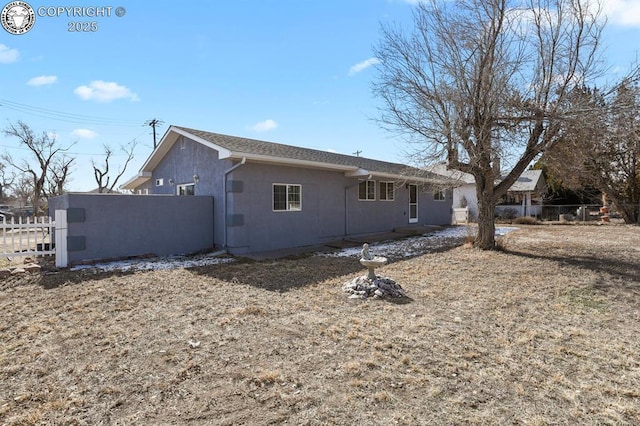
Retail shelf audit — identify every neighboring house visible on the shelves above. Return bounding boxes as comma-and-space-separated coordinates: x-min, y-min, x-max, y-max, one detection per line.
121, 126, 454, 255
429, 164, 547, 221
495, 169, 547, 218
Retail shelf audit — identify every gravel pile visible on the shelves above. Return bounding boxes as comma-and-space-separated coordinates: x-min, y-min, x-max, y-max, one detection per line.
342, 275, 407, 299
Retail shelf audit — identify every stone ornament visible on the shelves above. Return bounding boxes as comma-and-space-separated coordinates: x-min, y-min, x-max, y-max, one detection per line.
342, 244, 406, 299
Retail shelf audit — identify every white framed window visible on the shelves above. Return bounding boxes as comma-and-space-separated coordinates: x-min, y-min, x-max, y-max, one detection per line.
273, 184, 302, 211
358, 179, 376, 201
136, 189, 149, 195
155, 178, 164, 187
434, 190, 446, 201
177, 183, 195, 196
379, 181, 394, 201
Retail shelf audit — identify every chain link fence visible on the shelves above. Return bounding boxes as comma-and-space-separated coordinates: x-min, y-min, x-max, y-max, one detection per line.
537, 204, 638, 223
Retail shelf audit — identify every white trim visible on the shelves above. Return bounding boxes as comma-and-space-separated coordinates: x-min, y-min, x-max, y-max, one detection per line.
120, 171, 152, 190
54, 210, 68, 268
138, 126, 232, 174
345, 168, 371, 178
358, 179, 376, 201
272, 183, 302, 212
176, 182, 196, 196
379, 181, 395, 201
408, 184, 419, 223
125, 126, 452, 188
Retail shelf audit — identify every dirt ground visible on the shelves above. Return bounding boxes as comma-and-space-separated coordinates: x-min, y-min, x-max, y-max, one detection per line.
1, 224, 639, 425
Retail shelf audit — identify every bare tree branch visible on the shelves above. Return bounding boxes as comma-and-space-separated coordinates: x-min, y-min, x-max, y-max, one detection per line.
373, 0, 608, 248
2, 121, 75, 214
92, 140, 138, 193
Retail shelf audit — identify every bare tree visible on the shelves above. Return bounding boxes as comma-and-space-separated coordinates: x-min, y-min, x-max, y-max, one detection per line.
0, 162, 16, 203
545, 81, 640, 223
11, 175, 34, 211
92, 140, 138, 193
2, 121, 74, 214
374, 0, 607, 248
45, 154, 75, 197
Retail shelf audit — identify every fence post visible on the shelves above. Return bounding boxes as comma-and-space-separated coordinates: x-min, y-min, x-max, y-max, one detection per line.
54, 209, 68, 268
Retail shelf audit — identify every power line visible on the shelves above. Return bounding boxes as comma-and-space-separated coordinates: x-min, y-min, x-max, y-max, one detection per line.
0, 129, 149, 157
0, 98, 141, 126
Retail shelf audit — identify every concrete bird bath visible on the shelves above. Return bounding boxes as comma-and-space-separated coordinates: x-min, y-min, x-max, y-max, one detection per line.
359, 243, 387, 280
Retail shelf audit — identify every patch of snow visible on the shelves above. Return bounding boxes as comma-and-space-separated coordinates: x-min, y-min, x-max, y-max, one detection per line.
319, 226, 517, 260
70, 252, 234, 273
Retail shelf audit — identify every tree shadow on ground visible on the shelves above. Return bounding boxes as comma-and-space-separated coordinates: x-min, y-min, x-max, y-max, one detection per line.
191, 241, 463, 294
191, 255, 365, 293
503, 248, 640, 292
0, 268, 138, 291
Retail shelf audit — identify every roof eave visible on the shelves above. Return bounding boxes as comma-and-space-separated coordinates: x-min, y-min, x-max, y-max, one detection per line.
120, 171, 152, 190
226, 152, 360, 173
140, 126, 233, 172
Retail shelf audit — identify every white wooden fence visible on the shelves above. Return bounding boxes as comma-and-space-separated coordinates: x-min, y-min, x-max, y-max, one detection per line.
0, 215, 56, 257
0, 211, 69, 268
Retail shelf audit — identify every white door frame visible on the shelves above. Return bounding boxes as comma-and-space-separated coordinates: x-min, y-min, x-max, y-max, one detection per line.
408, 184, 418, 223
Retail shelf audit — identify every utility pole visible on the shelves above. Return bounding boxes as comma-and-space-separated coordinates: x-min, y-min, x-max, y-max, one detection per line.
353, 150, 362, 157
144, 119, 163, 148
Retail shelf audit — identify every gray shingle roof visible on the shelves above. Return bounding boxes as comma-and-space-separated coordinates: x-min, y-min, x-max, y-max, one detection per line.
504, 169, 545, 192
175, 126, 443, 181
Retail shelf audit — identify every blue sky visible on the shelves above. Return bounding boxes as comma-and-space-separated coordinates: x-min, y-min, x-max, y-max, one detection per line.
1, 0, 639, 192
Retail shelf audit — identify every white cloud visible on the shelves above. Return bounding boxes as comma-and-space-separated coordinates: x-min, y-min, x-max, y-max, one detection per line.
74, 80, 140, 102
603, 0, 640, 26
27, 75, 58, 86
348, 57, 380, 76
0, 44, 19, 63
71, 129, 98, 139
251, 119, 278, 132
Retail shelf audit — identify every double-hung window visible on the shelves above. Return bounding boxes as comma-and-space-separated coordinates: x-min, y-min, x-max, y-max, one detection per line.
273, 184, 302, 211
358, 180, 376, 201
379, 181, 394, 201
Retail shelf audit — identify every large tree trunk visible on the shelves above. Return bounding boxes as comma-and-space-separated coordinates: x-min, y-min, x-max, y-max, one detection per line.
475, 174, 496, 249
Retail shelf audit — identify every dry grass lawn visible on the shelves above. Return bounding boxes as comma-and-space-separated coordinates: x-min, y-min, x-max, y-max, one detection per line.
1, 224, 639, 425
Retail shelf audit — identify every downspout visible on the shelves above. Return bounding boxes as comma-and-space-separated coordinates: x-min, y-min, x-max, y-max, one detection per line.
223, 157, 246, 250
344, 174, 371, 237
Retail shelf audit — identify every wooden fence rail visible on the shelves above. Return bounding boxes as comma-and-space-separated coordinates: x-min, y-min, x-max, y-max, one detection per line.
0, 216, 55, 257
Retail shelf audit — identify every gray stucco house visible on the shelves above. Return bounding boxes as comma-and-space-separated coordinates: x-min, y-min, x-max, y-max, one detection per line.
121, 126, 453, 255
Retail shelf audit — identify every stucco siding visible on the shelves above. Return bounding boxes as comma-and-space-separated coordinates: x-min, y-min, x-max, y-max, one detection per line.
150, 135, 232, 248
125, 133, 454, 255
226, 164, 347, 253
226, 164, 453, 253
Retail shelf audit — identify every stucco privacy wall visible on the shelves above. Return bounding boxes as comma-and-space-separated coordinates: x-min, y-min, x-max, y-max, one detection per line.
48, 194, 214, 265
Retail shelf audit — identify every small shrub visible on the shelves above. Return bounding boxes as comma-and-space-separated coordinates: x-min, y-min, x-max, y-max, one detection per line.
513, 216, 539, 225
